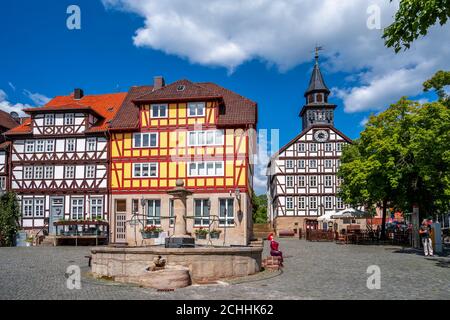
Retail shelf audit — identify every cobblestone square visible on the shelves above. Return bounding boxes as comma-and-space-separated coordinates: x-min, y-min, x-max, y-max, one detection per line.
0, 240, 449, 300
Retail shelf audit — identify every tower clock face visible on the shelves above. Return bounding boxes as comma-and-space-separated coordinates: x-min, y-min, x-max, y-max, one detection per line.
313, 130, 329, 142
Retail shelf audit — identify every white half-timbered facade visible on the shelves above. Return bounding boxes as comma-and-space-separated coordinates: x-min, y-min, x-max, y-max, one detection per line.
0, 110, 20, 193
267, 54, 352, 234
5, 89, 126, 233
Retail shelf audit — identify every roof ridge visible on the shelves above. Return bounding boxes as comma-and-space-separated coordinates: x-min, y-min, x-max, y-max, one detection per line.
199, 82, 257, 106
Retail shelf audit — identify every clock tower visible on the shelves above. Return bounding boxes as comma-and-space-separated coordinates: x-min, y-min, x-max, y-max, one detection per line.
299, 48, 336, 131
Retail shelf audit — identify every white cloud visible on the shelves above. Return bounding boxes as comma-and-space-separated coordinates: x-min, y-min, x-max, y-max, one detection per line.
23, 89, 51, 106
8, 82, 16, 91
0, 89, 33, 117
102, 0, 450, 113
359, 117, 368, 127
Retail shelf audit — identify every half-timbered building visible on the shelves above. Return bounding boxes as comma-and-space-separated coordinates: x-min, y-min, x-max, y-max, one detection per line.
5, 90, 126, 233
109, 77, 257, 245
0, 110, 20, 193
267, 54, 352, 234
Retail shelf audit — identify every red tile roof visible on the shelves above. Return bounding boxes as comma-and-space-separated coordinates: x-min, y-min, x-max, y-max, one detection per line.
0, 110, 20, 130
6, 92, 127, 135
110, 80, 257, 129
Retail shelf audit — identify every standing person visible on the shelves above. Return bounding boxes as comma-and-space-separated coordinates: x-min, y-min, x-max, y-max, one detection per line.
419, 220, 433, 257
268, 233, 284, 266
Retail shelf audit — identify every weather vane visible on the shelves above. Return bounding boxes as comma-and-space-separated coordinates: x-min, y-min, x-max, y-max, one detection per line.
314, 45, 324, 63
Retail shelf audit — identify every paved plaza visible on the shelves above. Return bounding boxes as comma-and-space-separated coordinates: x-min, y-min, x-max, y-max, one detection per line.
0, 239, 449, 300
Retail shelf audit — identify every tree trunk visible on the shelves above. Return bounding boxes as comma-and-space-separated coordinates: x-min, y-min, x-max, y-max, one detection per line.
380, 199, 387, 240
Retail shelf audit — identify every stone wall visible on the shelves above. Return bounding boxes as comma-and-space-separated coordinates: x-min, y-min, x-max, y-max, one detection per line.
91, 246, 263, 282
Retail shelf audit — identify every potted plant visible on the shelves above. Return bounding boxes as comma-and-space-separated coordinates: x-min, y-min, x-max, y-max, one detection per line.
194, 227, 208, 240
209, 229, 222, 239
141, 225, 163, 239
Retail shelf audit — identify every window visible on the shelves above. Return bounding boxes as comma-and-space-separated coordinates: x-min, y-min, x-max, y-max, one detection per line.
34, 166, 43, 179
187, 162, 224, 177
86, 165, 96, 179
309, 159, 317, 168
71, 198, 84, 219
325, 143, 332, 152
325, 196, 333, 209
188, 102, 205, 117
132, 199, 139, 216
310, 143, 317, 152
194, 199, 210, 226
169, 199, 174, 227
298, 176, 305, 187
147, 200, 161, 225
64, 113, 74, 125
299, 197, 306, 209
25, 141, 34, 153
133, 133, 158, 148
90, 198, 103, 219
44, 114, 54, 126
336, 197, 344, 209
36, 140, 44, 152
86, 138, 96, 151
336, 160, 341, 168
337, 143, 343, 152
34, 198, 44, 217
298, 143, 305, 152
133, 163, 158, 178
298, 160, 305, 169
286, 197, 294, 210
325, 175, 332, 187
219, 198, 234, 226
116, 199, 127, 212
65, 166, 75, 179
23, 199, 34, 217
187, 130, 224, 146
66, 139, 76, 152
24, 167, 33, 179
0, 176, 5, 190
151, 104, 168, 118
46, 140, 55, 152
309, 196, 317, 209
310, 176, 317, 187
325, 159, 332, 168
286, 176, 294, 187
44, 166, 54, 179
286, 160, 294, 169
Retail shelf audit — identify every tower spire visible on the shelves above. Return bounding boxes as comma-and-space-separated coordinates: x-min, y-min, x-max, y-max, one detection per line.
314, 45, 322, 65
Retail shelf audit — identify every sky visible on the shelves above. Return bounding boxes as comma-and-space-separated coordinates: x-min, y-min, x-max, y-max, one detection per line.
1, 0, 449, 194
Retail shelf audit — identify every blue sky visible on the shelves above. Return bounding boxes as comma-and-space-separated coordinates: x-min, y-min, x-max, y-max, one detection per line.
1, 0, 448, 194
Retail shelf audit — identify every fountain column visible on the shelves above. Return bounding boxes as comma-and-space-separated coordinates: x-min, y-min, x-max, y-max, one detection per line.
166, 179, 195, 248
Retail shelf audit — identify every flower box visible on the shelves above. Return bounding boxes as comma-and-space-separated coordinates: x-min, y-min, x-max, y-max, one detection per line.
141, 231, 160, 239
196, 233, 207, 240
210, 232, 221, 239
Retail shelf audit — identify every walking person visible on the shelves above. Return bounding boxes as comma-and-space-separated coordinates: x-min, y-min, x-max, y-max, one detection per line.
419, 220, 433, 257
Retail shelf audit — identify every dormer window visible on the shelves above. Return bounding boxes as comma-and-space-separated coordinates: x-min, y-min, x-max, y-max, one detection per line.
188, 102, 205, 117
45, 114, 55, 126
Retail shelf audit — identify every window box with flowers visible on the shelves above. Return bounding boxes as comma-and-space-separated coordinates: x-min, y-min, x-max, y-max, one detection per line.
194, 227, 208, 240
141, 225, 163, 239
209, 229, 222, 239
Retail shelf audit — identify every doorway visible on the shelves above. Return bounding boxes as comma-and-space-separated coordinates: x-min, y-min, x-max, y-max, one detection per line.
49, 197, 64, 234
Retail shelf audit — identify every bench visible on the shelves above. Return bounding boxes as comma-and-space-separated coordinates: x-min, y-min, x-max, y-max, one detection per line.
262, 256, 282, 271
278, 230, 295, 237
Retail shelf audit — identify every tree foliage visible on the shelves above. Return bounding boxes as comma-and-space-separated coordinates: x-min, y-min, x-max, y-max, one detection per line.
338, 98, 450, 228
252, 192, 268, 223
383, 0, 450, 53
0, 192, 21, 247
423, 70, 450, 105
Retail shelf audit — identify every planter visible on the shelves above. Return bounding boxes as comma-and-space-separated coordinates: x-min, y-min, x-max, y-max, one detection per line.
196, 233, 207, 240
142, 232, 160, 239
210, 233, 220, 239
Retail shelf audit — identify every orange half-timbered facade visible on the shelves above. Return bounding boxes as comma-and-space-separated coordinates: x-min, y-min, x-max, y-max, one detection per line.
109, 78, 257, 246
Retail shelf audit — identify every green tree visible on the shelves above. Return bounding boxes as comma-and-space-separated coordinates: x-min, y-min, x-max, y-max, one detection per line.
252, 192, 268, 223
423, 70, 450, 105
0, 192, 21, 247
383, 0, 450, 53
338, 98, 450, 237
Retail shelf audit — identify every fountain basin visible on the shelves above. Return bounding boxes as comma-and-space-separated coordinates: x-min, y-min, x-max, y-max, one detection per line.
91, 245, 263, 282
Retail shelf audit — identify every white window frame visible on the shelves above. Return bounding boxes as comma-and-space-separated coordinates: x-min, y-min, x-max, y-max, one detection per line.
66, 139, 76, 152
325, 143, 332, 152
337, 197, 344, 209
187, 161, 224, 177
64, 113, 75, 125
46, 140, 55, 152
146, 199, 161, 226
133, 133, 159, 148
309, 196, 317, 209
44, 114, 55, 126
219, 198, 235, 226
299, 196, 306, 209
150, 104, 168, 118
187, 130, 224, 146
286, 160, 294, 169
298, 160, 305, 169
0, 176, 6, 190
286, 197, 294, 210
71, 198, 84, 220
34, 198, 45, 217
133, 163, 158, 178
310, 143, 317, 152
65, 166, 75, 179
90, 197, 103, 219
337, 143, 343, 152
325, 175, 332, 187
309, 159, 317, 168
194, 199, 210, 226
23, 199, 34, 217
36, 140, 44, 152
85, 165, 96, 179
24, 167, 33, 180
325, 196, 333, 209
34, 166, 43, 179
325, 159, 332, 168
310, 176, 317, 187
86, 138, 96, 152
286, 176, 294, 187
25, 140, 34, 153
188, 102, 206, 117
44, 166, 54, 179
298, 143, 305, 152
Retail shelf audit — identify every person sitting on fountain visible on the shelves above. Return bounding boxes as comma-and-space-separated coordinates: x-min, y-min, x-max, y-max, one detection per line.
268, 233, 284, 267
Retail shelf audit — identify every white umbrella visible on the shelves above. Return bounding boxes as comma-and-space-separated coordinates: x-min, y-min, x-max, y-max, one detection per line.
318, 211, 337, 222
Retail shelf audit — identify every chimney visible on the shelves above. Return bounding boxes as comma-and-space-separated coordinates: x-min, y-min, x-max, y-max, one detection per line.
74, 88, 84, 100
153, 76, 165, 91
